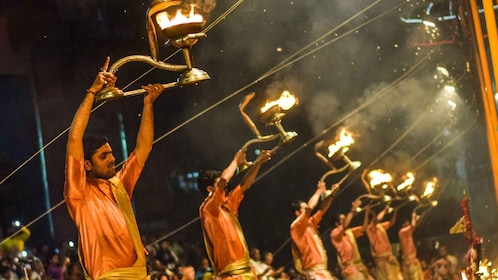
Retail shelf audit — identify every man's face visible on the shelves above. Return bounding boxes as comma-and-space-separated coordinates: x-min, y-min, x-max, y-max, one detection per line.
251, 249, 261, 261
85, 143, 116, 179
264, 253, 274, 265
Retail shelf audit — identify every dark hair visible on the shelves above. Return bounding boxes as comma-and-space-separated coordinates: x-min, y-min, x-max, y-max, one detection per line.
83, 135, 109, 160
330, 213, 342, 227
197, 169, 221, 196
290, 199, 304, 214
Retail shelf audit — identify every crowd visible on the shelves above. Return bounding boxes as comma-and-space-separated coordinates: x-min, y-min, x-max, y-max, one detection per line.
0, 227, 490, 280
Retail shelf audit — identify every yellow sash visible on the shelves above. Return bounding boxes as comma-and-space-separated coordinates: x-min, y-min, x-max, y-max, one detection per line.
108, 176, 146, 268
96, 266, 147, 280
80, 177, 146, 280
219, 258, 254, 280
291, 242, 304, 274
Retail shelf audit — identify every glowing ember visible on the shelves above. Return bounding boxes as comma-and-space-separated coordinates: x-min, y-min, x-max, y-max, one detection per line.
396, 172, 415, 191
156, 5, 203, 30
327, 128, 355, 157
422, 177, 438, 198
368, 169, 392, 189
261, 90, 298, 113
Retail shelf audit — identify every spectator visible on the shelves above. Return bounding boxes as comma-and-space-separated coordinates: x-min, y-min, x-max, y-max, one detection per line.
45, 252, 68, 280
194, 257, 212, 280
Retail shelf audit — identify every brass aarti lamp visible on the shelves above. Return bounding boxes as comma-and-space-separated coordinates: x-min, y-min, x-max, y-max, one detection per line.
413, 177, 439, 214
95, 0, 210, 102
314, 128, 361, 198
353, 169, 393, 212
237, 91, 298, 172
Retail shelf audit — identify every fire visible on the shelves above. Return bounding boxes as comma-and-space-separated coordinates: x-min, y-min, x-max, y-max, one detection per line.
396, 172, 415, 191
422, 177, 438, 198
368, 169, 392, 189
327, 128, 355, 157
156, 5, 203, 30
261, 90, 298, 113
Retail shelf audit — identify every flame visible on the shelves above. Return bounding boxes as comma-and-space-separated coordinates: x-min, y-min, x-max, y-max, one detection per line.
156, 5, 203, 30
396, 172, 415, 191
327, 128, 355, 157
368, 169, 392, 189
422, 177, 438, 198
261, 90, 298, 113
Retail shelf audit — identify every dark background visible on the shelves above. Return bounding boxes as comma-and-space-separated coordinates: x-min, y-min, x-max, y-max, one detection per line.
0, 0, 497, 268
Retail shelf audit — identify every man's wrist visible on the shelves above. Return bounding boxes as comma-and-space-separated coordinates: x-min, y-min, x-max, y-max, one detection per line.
87, 89, 98, 96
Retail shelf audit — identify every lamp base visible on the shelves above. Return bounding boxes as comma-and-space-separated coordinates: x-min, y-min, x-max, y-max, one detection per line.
95, 86, 124, 102
177, 68, 210, 86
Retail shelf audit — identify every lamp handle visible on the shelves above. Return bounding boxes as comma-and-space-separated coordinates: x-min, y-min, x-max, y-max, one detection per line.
108, 55, 189, 74
123, 82, 179, 97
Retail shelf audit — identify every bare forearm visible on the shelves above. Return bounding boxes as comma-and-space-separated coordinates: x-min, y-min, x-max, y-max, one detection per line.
135, 102, 154, 164
67, 93, 95, 159
239, 162, 261, 192
307, 190, 322, 210
320, 195, 333, 213
344, 211, 355, 229
362, 208, 370, 231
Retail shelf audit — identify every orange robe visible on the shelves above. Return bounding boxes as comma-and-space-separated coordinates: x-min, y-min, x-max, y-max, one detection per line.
65, 153, 146, 280
331, 226, 369, 280
398, 225, 423, 280
365, 223, 402, 280
290, 210, 334, 280
199, 186, 254, 279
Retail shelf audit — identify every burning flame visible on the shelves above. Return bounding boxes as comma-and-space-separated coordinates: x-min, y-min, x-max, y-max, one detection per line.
156, 5, 203, 30
261, 90, 298, 113
327, 128, 355, 157
396, 172, 415, 191
421, 177, 438, 198
368, 169, 392, 189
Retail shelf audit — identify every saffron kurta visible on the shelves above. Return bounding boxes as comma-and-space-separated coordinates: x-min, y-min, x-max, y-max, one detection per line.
65, 153, 146, 280
200, 186, 254, 279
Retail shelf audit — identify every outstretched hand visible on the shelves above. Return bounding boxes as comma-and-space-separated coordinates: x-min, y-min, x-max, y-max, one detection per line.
329, 183, 340, 196
89, 57, 117, 94
141, 83, 164, 104
255, 150, 272, 164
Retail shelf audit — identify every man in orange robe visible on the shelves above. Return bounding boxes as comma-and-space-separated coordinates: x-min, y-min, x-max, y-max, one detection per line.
65, 57, 164, 280
362, 203, 403, 280
398, 211, 428, 280
330, 200, 371, 280
290, 181, 337, 280
198, 149, 271, 280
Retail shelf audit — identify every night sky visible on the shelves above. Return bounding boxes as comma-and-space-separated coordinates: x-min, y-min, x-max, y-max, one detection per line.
1, 0, 497, 268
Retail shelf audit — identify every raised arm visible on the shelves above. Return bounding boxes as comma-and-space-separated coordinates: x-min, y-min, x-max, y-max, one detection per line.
362, 204, 371, 232
376, 202, 391, 222
217, 149, 247, 193
308, 181, 326, 210
133, 83, 164, 166
385, 204, 402, 229
319, 183, 339, 214
67, 57, 116, 160
413, 208, 430, 228
239, 150, 271, 193
344, 199, 361, 229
